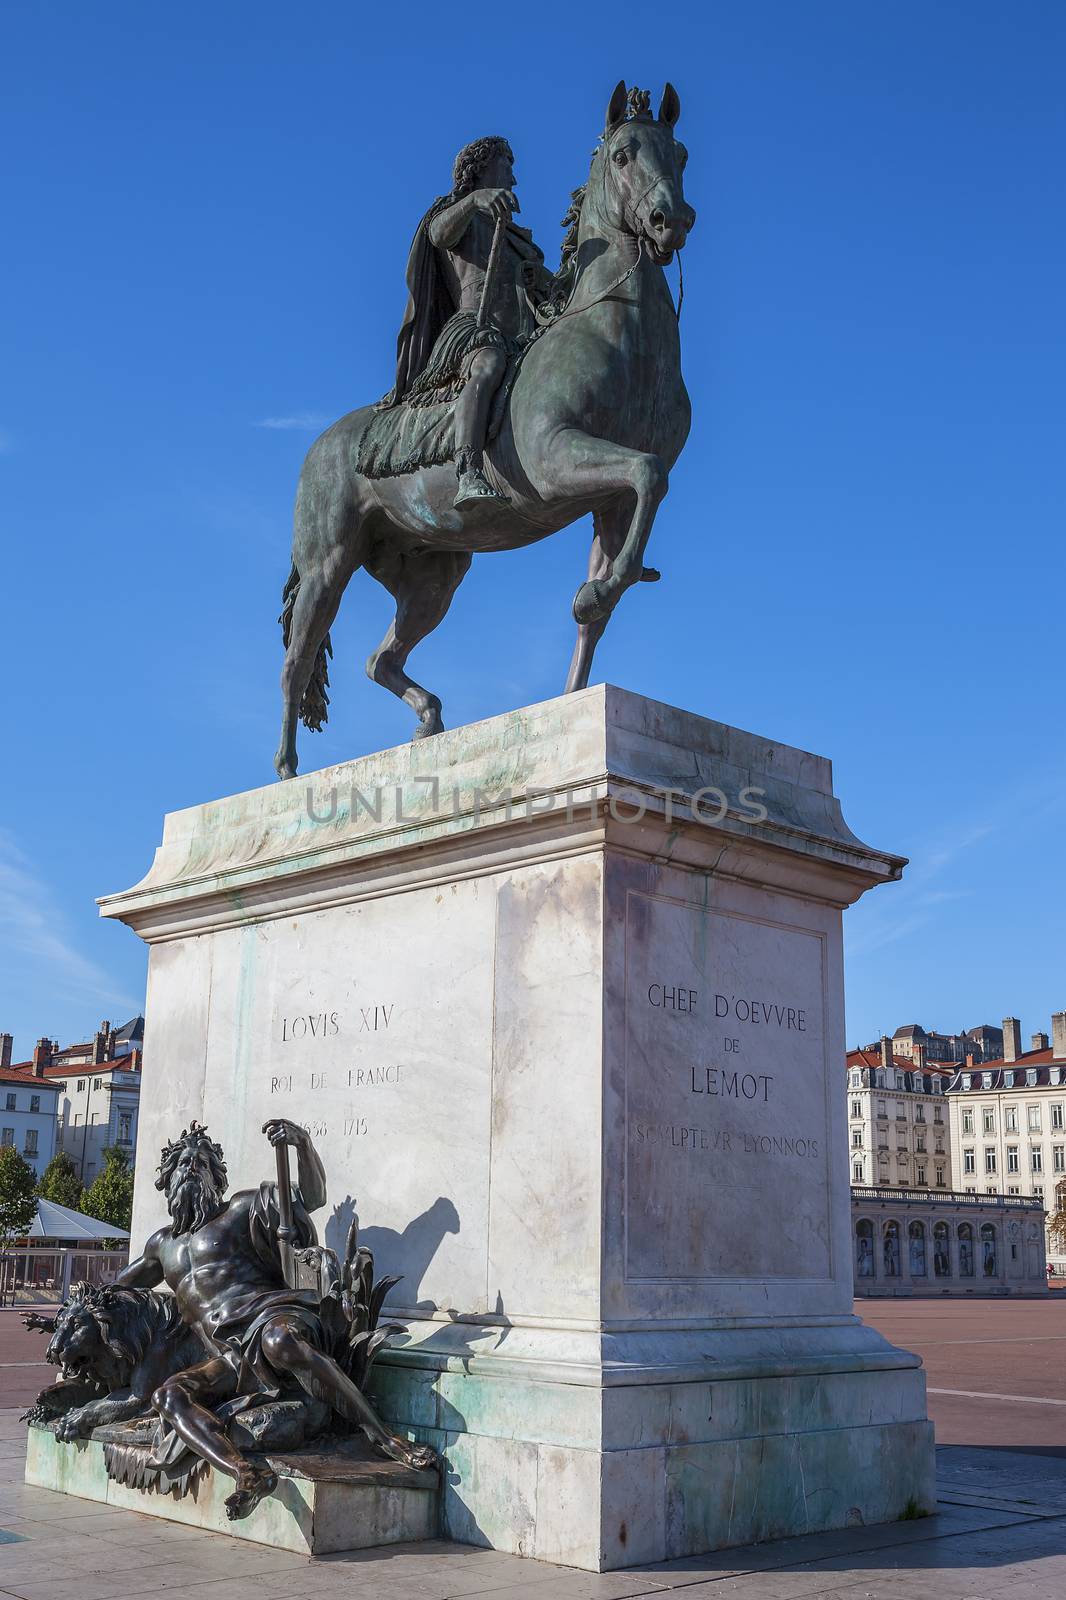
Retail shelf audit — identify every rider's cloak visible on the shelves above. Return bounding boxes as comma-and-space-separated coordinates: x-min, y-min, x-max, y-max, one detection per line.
378, 198, 545, 409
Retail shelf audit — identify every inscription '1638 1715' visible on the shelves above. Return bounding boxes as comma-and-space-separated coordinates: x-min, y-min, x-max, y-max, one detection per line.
624, 893, 830, 1283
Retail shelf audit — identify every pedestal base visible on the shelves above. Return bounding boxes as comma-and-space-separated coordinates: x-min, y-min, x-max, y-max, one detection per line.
99, 686, 936, 1572
369, 1322, 935, 1569
25, 1425, 439, 1556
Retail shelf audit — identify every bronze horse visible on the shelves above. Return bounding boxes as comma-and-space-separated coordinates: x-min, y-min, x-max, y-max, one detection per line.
275, 81, 694, 779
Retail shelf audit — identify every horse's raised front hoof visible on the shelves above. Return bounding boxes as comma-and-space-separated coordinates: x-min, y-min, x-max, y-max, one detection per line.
639, 566, 661, 583
573, 579, 612, 625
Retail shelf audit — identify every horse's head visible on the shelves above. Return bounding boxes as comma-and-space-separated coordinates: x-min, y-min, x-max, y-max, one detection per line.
599, 81, 695, 264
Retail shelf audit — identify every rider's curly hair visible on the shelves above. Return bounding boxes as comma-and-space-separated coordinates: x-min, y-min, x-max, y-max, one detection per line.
452, 136, 513, 197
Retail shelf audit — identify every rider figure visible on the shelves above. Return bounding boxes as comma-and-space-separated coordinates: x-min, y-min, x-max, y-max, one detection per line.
380, 136, 553, 507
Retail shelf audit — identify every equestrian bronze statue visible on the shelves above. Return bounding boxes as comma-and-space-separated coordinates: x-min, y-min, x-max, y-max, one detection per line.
276, 80, 694, 778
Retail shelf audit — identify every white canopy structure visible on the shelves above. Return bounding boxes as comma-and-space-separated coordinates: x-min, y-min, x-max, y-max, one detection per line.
28, 1199, 130, 1243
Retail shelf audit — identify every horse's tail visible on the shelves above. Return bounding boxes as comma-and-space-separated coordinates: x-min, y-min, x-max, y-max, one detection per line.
279, 561, 333, 732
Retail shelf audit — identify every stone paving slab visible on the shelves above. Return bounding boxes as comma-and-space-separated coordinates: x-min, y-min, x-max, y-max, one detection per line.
2, 1405, 1066, 1598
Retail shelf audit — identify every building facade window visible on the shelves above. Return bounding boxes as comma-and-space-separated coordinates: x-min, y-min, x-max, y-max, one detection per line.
1028, 1105, 1042, 1132
1007, 1147, 1019, 1173
916, 1105, 926, 1123
1006, 1107, 1019, 1132
30, 1095, 39, 1113
852, 1129, 863, 1147
934, 1106, 943, 1123
983, 1108, 995, 1133
877, 1099, 887, 1118
964, 1149, 976, 1174
936, 1165, 945, 1186
851, 1099, 861, 1118
853, 1160, 863, 1180
1032, 1148, 1043, 1173
4, 1094, 14, 1112
0, 1129, 12, 1147
24, 1130, 37, 1155
855, 1219, 875, 1278
916, 1164, 926, 1184
77, 1079, 85, 1091
1052, 1104, 1064, 1132
119, 1113, 132, 1144
962, 1109, 975, 1134
985, 1149, 997, 1174
958, 1224, 975, 1276
1054, 1146, 1065, 1174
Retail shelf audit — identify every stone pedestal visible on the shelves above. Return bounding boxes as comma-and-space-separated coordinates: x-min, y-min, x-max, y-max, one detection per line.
25, 1424, 438, 1554
99, 685, 935, 1570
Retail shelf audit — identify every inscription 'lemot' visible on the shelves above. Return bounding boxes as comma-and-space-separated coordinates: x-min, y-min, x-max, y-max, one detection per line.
691, 1066, 773, 1102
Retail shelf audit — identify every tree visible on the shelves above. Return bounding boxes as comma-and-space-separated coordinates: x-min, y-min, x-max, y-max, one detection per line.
37, 1151, 83, 1211
81, 1146, 135, 1234
0, 1147, 39, 1250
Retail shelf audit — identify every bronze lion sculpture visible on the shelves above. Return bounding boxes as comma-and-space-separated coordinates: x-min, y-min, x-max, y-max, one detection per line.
25, 1282, 207, 1441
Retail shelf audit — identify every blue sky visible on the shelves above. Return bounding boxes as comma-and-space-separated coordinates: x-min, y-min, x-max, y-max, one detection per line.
1, 2, 1063, 1060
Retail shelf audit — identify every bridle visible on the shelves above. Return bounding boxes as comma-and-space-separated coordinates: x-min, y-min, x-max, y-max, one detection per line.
595, 122, 686, 323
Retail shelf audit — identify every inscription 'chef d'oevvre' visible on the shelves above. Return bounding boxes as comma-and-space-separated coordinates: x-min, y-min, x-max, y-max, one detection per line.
625, 896, 831, 1282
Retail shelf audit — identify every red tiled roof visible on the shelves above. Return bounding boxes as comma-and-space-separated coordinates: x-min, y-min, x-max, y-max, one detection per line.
8, 1058, 138, 1081
0, 1068, 63, 1089
846, 1049, 954, 1078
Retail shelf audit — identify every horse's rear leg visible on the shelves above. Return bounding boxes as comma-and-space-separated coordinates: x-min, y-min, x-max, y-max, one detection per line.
364, 546, 472, 739
275, 535, 363, 780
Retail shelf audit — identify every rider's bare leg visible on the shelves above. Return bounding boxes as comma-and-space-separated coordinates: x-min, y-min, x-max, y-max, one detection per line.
259, 1320, 438, 1472
152, 1359, 276, 1520
454, 347, 509, 506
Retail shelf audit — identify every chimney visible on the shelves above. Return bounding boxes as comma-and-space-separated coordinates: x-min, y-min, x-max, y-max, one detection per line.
879, 1035, 892, 1070
965, 1052, 975, 1070
0, 1033, 11, 1070
1052, 1012, 1066, 1061
31, 1037, 52, 1076
1032, 1032, 1050, 1052
1003, 1017, 1022, 1064
914, 1042, 928, 1071
91, 1023, 108, 1065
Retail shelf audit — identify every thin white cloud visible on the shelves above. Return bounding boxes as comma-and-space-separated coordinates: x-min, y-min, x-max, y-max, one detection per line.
255, 414, 330, 432
0, 829, 136, 1030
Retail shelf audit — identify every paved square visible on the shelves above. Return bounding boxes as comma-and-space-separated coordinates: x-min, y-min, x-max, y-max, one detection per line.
2, 1301, 1065, 1598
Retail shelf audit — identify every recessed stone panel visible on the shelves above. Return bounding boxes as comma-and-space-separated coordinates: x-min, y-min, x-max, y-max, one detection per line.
624, 891, 831, 1282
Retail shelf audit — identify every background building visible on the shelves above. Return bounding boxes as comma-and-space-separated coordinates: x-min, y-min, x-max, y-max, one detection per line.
851, 1186, 1047, 1296
846, 1038, 953, 1190
0, 1036, 63, 1181
8, 1018, 143, 1186
945, 1011, 1066, 1269
872, 1022, 1005, 1067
